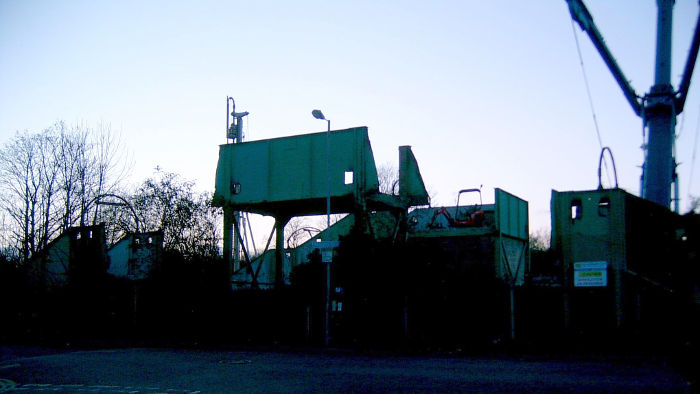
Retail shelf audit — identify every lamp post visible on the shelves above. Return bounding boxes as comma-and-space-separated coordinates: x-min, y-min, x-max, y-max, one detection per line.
312, 109, 331, 231
312, 109, 331, 347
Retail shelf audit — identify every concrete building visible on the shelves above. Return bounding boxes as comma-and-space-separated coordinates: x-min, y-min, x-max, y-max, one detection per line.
107, 231, 163, 281
28, 224, 108, 289
551, 188, 698, 334
28, 224, 164, 288
289, 188, 529, 286
406, 188, 529, 287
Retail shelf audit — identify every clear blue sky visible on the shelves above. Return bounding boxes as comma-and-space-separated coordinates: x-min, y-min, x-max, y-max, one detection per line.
2, 0, 699, 235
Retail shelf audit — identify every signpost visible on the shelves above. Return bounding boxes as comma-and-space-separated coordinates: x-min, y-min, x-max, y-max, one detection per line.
315, 240, 339, 346
316, 241, 339, 263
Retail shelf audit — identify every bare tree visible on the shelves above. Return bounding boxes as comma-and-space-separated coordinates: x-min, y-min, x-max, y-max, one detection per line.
87, 123, 131, 226
36, 130, 61, 251
52, 122, 130, 230
96, 193, 140, 246
377, 162, 399, 196
285, 216, 321, 249
377, 160, 434, 206
0, 129, 57, 260
52, 122, 85, 231
0, 122, 130, 262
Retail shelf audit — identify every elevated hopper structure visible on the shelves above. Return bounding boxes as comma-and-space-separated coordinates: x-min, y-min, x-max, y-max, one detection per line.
213, 126, 429, 288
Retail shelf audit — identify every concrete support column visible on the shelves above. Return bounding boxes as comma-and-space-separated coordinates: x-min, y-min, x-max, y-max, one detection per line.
223, 206, 234, 286
233, 211, 241, 274
274, 217, 289, 288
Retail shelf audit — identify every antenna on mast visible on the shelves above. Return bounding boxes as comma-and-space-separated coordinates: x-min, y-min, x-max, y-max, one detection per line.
226, 96, 249, 143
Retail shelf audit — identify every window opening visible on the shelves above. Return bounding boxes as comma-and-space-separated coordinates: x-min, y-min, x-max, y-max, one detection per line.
344, 171, 354, 185
598, 197, 610, 217
231, 181, 241, 195
571, 199, 583, 220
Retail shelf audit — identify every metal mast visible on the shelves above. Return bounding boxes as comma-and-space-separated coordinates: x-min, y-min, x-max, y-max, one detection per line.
645, 0, 676, 210
224, 97, 249, 286
566, 0, 700, 210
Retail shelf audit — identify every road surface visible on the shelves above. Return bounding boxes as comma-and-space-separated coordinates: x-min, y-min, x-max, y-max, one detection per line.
0, 347, 691, 393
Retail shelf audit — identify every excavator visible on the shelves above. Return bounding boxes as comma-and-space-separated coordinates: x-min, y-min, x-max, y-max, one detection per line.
429, 188, 485, 228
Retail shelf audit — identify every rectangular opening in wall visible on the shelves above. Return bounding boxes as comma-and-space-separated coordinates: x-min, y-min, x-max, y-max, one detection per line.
598, 197, 610, 217
344, 171, 354, 185
571, 199, 583, 221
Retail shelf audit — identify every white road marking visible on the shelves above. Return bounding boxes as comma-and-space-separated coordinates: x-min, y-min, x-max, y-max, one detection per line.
8, 383, 201, 393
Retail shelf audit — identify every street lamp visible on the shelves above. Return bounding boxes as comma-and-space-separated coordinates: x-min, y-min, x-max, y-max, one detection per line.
312, 109, 331, 347
312, 109, 331, 232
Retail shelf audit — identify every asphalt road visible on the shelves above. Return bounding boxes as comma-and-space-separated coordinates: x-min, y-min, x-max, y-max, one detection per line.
0, 347, 691, 393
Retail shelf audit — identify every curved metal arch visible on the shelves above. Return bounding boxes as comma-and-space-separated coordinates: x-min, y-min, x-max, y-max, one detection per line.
597, 147, 619, 190
85, 193, 141, 233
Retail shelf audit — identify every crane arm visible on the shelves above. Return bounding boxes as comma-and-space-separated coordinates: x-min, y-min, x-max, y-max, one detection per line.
676, 7, 700, 114
566, 0, 643, 116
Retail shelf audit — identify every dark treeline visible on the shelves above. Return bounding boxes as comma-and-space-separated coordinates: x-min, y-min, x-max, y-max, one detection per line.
0, 123, 224, 346
0, 122, 221, 261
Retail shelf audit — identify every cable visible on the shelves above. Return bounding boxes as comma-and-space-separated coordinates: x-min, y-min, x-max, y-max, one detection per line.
571, 20, 613, 187
687, 105, 700, 199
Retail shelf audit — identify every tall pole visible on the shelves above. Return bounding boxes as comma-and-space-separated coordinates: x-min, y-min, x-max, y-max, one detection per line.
643, 0, 676, 208
654, 0, 673, 87
510, 285, 516, 340
224, 96, 248, 285
223, 97, 234, 284
312, 109, 332, 346
233, 102, 244, 274
326, 118, 331, 232
325, 117, 331, 347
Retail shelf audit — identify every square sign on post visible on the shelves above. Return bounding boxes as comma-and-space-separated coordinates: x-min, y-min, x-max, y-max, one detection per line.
316, 241, 339, 263
573, 261, 608, 287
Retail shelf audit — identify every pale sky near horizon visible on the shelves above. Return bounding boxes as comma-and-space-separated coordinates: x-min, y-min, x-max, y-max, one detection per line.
2, 0, 700, 239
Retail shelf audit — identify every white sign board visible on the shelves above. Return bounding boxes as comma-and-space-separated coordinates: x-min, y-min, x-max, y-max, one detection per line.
315, 241, 339, 263
573, 261, 608, 287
